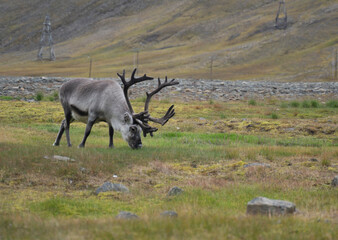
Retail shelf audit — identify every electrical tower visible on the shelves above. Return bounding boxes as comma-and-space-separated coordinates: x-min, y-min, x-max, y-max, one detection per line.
37, 15, 55, 61
275, 0, 288, 30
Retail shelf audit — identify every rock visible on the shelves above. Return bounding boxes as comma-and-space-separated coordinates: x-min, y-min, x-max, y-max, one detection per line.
44, 155, 76, 162
190, 161, 198, 168
95, 182, 129, 195
310, 158, 318, 162
116, 211, 139, 219
0, 76, 337, 102
160, 211, 178, 218
243, 163, 271, 168
167, 186, 183, 196
331, 176, 338, 187
247, 197, 296, 215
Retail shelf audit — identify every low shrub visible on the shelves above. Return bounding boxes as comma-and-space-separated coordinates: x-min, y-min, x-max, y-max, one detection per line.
280, 102, 288, 108
271, 113, 279, 119
302, 100, 310, 108
0, 96, 14, 100
310, 100, 320, 108
35, 92, 44, 101
248, 99, 257, 106
326, 100, 338, 108
290, 101, 300, 107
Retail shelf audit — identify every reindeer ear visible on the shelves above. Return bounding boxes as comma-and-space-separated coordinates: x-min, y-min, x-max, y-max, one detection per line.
123, 112, 132, 124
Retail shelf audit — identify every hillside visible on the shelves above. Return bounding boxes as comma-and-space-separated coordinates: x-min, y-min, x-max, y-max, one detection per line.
0, 0, 337, 81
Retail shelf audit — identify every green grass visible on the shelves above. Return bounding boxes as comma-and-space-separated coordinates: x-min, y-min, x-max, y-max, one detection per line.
248, 99, 257, 106
302, 100, 311, 108
271, 113, 279, 119
29, 196, 130, 217
310, 100, 320, 108
1, 211, 336, 240
287, 100, 323, 109
1, 186, 337, 239
34, 92, 44, 101
0, 99, 337, 239
290, 101, 300, 108
326, 100, 338, 108
0, 96, 14, 100
161, 132, 336, 147
25, 186, 336, 218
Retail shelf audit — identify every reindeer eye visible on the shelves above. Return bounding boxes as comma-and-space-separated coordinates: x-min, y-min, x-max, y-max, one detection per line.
130, 126, 137, 133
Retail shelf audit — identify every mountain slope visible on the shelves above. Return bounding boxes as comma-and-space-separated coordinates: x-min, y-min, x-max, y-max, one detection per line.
0, 0, 337, 81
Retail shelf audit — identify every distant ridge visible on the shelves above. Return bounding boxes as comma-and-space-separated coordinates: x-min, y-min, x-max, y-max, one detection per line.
0, 0, 337, 81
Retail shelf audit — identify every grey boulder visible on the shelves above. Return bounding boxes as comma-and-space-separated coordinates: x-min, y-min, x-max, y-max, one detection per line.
243, 163, 271, 168
160, 211, 178, 218
247, 196, 296, 215
95, 182, 129, 195
116, 211, 139, 219
331, 175, 338, 187
167, 186, 183, 196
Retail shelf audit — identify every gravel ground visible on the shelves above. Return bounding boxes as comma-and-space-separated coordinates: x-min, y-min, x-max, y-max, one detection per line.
0, 76, 337, 101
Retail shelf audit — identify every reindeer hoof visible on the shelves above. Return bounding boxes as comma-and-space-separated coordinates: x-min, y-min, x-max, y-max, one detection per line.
78, 144, 84, 148
53, 142, 59, 146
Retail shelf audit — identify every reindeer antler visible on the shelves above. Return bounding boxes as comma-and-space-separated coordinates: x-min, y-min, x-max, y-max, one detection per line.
117, 68, 153, 113
117, 69, 179, 137
144, 76, 179, 127
134, 119, 158, 137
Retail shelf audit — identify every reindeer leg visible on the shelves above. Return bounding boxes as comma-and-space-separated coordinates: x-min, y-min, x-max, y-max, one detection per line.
108, 124, 114, 148
64, 110, 73, 147
53, 119, 66, 146
79, 117, 96, 148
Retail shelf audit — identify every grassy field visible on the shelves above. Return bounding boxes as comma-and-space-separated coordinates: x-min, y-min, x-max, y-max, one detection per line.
0, 97, 337, 239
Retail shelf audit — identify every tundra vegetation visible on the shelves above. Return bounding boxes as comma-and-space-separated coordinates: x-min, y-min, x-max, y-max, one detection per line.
0, 96, 337, 239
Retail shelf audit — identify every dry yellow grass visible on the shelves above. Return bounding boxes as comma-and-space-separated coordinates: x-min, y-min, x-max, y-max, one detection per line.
0, 0, 337, 81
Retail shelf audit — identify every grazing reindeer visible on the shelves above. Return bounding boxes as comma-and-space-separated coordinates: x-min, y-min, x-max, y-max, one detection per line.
53, 69, 179, 149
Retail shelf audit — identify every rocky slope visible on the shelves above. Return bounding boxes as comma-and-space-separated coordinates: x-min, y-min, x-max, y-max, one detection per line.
1, 76, 336, 102
0, 0, 337, 81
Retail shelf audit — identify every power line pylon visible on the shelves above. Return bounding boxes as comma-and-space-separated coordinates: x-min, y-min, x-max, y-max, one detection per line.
37, 15, 55, 61
275, 0, 288, 30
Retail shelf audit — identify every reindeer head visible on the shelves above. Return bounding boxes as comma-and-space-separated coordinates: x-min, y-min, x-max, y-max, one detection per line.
117, 69, 179, 148
120, 112, 143, 149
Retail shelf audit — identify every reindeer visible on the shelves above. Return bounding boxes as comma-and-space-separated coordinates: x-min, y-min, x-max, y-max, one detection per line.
53, 69, 179, 149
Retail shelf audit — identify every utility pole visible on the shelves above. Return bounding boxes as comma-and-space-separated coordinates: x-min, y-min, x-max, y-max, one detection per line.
333, 49, 337, 81
37, 15, 55, 61
136, 50, 139, 71
88, 56, 92, 78
209, 56, 215, 80
133, 49, 139, 75
335, 49, 337, 80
